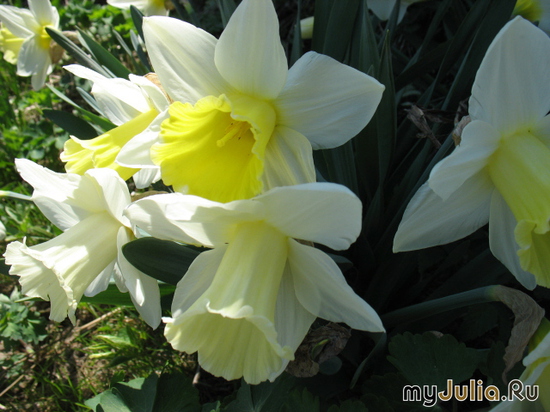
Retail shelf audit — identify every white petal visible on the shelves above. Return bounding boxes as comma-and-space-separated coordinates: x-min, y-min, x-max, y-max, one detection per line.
275, 52, 384, 149
5, 212, 120, 323
489, 190, 537, 290
15, 159, 91, 230
30, 52, 51, 90
16, 36, 50, 78
255, 182, 362, 250
428, 120, 500, 200
84, 262, 115, 297
288, 240, 384, 332
28, 0, 57, 26
262, 126, 316, 190
116, 227, 161, 328
85, 168, 131, 225
170, 247, 226, 318
125, 193, 262, 247
469, 17, 550, 131
143, 16, 229, 103
271, 265, 316, 378
393, 175, 493, 252
133, 167, 161, 189
107, 0, 150, 9
0, 6, 37, 38
214, 0, 287, 99
65, 64, 149, 125
129, 74, 170, 113
116, 110, 168, 167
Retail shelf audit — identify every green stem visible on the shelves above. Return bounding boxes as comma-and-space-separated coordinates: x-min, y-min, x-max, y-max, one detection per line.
381, 285, 501, 328
0, 191, 32, 201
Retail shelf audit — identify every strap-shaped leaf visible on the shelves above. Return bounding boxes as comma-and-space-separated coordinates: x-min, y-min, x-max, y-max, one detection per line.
77, 29, 132, 79
43, 109, 99, 139
46, 27, 110, 77
122, 237, 201, 285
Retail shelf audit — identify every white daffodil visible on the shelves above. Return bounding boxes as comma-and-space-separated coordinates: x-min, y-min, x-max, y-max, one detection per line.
393, 17, 550, 289
125, 182, 384, 384
491, 319, 550, 411
513, 0, 550, 33
107, 0, 170, 17
3, 159, 161, 328
117, 0, 384, 203
60, 65, 168, 188
0, 0, 59, 90
368, 0, 427, 23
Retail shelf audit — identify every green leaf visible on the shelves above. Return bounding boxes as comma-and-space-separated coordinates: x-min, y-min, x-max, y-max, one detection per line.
225, 374, 296, 412
388, 332, 481, 391
85, 373, 200, 412
281, 388, 319, 412
77, 29, 132, 79
122, 238, 201, 285
216, 0, 237, 27
43, 109, 98, 139
130, 6, 145, 41
81, 282, 175, 306
46, 28, 110, 77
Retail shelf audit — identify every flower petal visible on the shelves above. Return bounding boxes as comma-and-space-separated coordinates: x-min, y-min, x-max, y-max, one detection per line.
393, 174, 493, 252
214, 0, 287, 99
169, 247, 225, 319
17, 36, 50, 80
275, 51, 384, 149
84, 168, 131, 226
116, 110, 168, 168
5, 212, 120, 323
15, 159, 93, 230
0, 6, 36, 38
271, 265, 316, 378
262, 126, 316, 190
125, 193, 261, 247
64, 64, 149, 125
489, 191, 537, 290
255, 182, 362, 250
143, 16, 229, 103
469, 16, 550, 131
428, 120, 500, 200
116, 227, 161, 328
288, 240, 384, 332
28, 0, 58, 26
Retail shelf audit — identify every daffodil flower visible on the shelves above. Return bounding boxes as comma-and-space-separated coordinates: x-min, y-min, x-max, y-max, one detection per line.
125, 182, 384, 384
513, 0, 550, 33
393, 17, 550, 289
60, 65, 168, 188
3, 159, 161, 328
491, 318, 550, 411
107, 0, 170, 16
118, 0, 384, 203
0, 0, 59, 90
368, 0, 427, 23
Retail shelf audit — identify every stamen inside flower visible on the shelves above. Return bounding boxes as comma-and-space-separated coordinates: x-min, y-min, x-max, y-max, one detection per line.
153, 94, 276, 203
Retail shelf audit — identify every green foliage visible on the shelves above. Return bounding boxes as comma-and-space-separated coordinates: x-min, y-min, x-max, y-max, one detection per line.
86, 373, 200, 412
387, 332, 482, 391
0, 288, 47, 350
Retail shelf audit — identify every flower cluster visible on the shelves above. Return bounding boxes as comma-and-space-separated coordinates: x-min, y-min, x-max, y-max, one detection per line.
2, 0, 385, 384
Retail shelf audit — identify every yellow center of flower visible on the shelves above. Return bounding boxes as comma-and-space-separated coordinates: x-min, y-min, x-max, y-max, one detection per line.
61, 109, 158, 180
164, 221, 294, 383
0, 27, 24, 64
37, 26, 52, 51
487, 131, 550, 285
513, 0, 544, 22
152, 94, 276, 203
